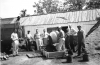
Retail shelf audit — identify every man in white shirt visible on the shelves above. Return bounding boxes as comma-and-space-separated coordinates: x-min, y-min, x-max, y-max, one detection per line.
42, 29, 49, 46
34, 29, 43, 51
26, 31, 33, 51
11, 29, 19, 56
56, 26, 65, 51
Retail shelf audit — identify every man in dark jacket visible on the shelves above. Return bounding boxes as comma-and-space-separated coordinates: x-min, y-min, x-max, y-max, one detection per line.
77, 25, 85, 56
69, 25, 76, 52
65, 27, 73, 55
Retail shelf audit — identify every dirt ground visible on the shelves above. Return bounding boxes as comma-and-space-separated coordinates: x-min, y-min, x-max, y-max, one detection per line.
1, 51, 100, 65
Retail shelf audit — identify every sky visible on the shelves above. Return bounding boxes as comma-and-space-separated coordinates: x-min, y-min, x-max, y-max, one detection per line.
0, 0, 39, 18
0, 0, 66, 18
0, 0, 90, 18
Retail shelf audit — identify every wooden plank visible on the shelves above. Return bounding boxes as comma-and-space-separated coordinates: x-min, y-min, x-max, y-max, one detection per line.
44, 51, 65, 58
26, 54, 34, 58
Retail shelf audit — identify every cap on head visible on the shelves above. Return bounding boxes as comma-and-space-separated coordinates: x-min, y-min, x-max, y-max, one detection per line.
14, 29, 17, 33
66, 26, 68, 29
96, 17, 100, 21
36, 29, 39, 32
77, 25, 81, 28
36, 29, 38, 31
28, 30, 30, 32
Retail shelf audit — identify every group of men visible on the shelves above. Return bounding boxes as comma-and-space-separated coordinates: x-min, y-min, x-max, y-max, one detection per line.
11, 29, 48, 56
25, 29, 49, 51
64, 25, 86, 56
54, 25, 86, 56
11, 25, 86, 57
50, 25, 85, 56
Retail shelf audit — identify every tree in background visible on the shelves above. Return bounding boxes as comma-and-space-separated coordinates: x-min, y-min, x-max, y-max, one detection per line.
33, 0, 88, 14
20, 9, 27, 17
33, 0, 59, 14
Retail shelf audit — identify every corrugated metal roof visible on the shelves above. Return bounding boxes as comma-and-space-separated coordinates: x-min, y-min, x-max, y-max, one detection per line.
20, 9, 100, 26
1, 9, 100, 26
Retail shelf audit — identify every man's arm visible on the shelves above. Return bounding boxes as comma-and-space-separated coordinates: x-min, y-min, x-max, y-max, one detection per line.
34, 34, 36, 41
72, 29, 77, 35
82, 30, 85, 40
11, 33, 14, 40
30, 34, 34, 41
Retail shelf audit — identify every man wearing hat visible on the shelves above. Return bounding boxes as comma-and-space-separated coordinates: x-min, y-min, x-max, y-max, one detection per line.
77, 25, 85, 56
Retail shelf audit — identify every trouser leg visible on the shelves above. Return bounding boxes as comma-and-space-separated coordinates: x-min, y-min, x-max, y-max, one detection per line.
36, 39, 43, 51
36, 39, 39, 51
28, 40, 32, 51
16, 43, 18, 55
57, 38, 65, 51
27, 40, 32, 51
62, 41, 66, 50
38, 39, 43, 51
16, 49, 18, 55
15, 42, 19, 55
25, 40, 28, 51
12, 40, 19, 55
13, 45, 18, 55
12, 42, 16, 55
70, 36, 75, 52
58, 39, 62, 51
27, 40, 29, 51
66, 44, 73, 55
82, 42, 86, 53
70, 43, 75, 52
26, 39, 29, 51
78, 43, 81, 56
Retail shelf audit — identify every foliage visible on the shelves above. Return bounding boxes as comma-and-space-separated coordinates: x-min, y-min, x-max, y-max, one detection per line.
32, 0, 100, 14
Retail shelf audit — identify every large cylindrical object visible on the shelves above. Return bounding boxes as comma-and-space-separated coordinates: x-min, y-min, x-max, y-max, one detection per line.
50, 31, 59, 43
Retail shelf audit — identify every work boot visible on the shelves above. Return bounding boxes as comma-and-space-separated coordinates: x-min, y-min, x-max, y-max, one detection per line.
82, 53, 89, 62
66, 54, 73, 63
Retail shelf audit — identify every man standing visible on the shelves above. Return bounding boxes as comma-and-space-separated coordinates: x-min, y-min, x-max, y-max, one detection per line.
26, 31, 33, 51
65, 27, 73, 55
56, 26, 65, 51
42, 29, 49, 46
69, 25, 76, 52
34, 29, 43, 51
77, 25, 85, 56
11, 29, 19, 56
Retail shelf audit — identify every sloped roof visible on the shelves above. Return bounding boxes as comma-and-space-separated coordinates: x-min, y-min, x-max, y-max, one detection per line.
1, 17, 17, 24
1, 9, 100, 26
19, 9, 100, 26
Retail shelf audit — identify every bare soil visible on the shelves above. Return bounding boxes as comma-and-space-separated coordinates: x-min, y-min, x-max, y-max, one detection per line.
1, 51, 100, 65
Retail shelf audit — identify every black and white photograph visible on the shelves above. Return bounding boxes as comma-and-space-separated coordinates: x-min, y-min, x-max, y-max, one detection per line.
0, 0, 100, 65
